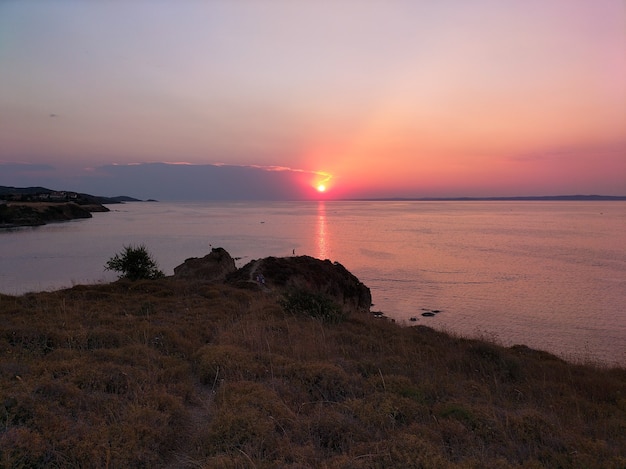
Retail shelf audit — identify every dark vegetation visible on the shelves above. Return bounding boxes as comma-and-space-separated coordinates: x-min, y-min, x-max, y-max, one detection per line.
280, 289, 347, 324
105, 245, 165, 281
1, 275, 625, 468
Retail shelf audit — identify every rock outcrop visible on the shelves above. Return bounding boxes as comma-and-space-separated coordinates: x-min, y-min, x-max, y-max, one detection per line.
227, 255, 372, 314
173, 248, 371, 314
173, 247, 237, 282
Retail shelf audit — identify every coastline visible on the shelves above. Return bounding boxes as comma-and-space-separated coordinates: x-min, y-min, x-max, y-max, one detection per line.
1, 199, 623, 365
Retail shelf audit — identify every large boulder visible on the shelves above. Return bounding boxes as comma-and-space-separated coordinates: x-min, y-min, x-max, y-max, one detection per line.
227, 255, 372, 314
173, 247, 236, 282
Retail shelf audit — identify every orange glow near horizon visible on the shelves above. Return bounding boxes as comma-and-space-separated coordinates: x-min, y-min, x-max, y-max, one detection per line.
2, 3, 624, 199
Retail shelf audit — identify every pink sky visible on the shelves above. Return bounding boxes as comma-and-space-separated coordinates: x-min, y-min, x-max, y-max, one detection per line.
0, 1, 624, 199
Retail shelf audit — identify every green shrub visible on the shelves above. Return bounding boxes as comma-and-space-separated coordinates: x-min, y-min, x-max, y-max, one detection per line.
280, 289, 346, 324
105, 244, 164, 280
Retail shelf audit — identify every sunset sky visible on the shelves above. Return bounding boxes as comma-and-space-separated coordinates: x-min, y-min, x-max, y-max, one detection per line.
1, 1, 625, 200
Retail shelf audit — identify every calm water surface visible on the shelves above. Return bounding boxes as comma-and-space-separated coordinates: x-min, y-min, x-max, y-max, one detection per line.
1, 201, 625, 365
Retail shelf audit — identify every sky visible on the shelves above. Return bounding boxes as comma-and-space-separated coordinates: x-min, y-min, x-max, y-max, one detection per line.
1, 0, 625, 200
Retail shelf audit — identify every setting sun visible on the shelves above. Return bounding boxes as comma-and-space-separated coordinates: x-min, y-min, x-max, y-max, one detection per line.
311, 172, 332, 196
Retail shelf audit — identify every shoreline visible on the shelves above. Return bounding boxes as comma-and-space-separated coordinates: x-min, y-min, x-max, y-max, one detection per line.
1, 250, 621, 369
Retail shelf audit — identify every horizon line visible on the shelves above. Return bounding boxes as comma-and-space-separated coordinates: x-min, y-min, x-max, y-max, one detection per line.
330, 194, 626, 202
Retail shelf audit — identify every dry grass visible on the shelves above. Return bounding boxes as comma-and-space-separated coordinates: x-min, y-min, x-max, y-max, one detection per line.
1, 278, 625, 468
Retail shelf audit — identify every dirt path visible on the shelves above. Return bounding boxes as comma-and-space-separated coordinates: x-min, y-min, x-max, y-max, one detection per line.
248, 259, 262, 281
247, 259, 272, 291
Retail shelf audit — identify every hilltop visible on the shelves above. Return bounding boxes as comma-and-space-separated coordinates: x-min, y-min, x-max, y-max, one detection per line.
1, 251, 625, 467
0, 185, 142, 205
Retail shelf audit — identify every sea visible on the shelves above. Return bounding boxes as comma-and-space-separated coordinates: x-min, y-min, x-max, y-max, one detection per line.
1, 200, 625, 366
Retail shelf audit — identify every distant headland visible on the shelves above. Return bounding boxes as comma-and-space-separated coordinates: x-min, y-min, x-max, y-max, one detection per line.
0, 186, 145, 228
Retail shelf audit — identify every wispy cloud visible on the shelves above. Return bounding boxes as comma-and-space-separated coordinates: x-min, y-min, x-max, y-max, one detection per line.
72, 162, 324, 200
0, 161, 335, 199
210, 161, 330, 177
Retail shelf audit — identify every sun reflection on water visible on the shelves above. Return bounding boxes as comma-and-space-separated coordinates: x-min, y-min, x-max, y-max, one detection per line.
316, 201, 328, 260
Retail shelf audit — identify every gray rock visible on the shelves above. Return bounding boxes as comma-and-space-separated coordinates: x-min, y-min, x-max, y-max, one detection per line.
173, 247, 236, 282
228, 255, 372, 314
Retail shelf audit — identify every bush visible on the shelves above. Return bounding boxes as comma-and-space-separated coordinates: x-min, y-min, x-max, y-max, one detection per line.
105, 244, 164, 280
280, 289, 346, 324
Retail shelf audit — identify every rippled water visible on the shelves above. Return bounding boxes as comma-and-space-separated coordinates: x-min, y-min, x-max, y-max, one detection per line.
1, 200, 625, 365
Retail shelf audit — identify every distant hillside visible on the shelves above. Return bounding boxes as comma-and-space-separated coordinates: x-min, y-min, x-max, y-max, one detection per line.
0, 186, 145, 228
0, 186, 142, 204
0, 186, 51, 196
108, 195, 144, 202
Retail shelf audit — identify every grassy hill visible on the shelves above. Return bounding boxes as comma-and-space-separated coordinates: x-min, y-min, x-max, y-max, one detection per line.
0, 186, 141, 205
1, 277, 625, 468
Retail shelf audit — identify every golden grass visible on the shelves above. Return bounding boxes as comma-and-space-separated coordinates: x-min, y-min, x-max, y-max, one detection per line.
1, 278, 625, 468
